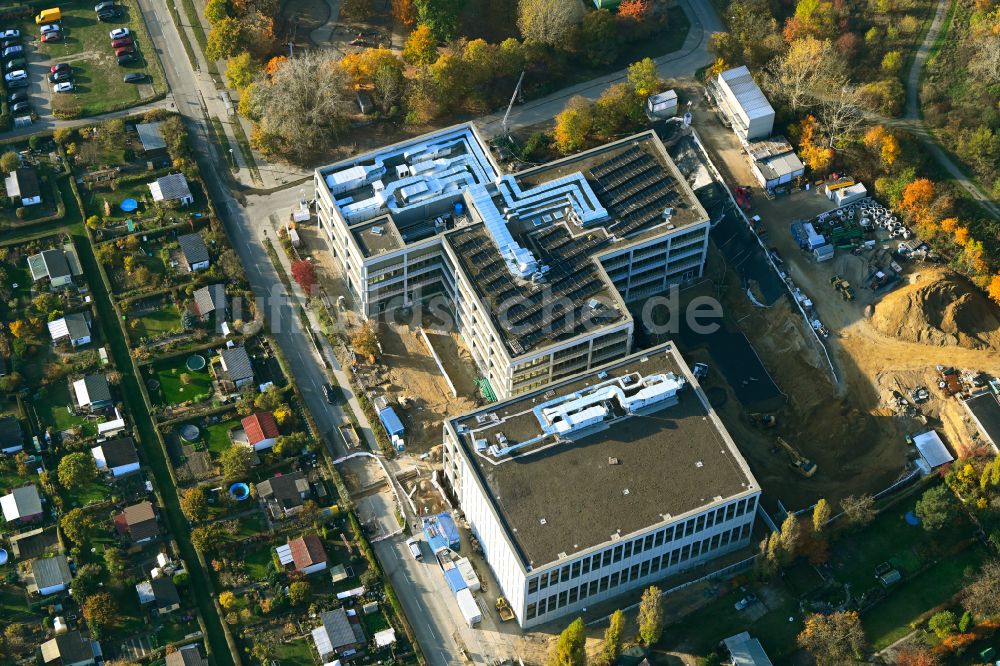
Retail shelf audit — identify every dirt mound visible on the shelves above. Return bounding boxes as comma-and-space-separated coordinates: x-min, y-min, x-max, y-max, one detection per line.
870, 269, 1000, 349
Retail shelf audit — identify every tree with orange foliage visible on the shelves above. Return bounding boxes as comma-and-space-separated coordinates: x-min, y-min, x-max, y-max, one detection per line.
9, 319, 26, 339
797, 611, 867, 664
899, 178, 936, 228
618, 0, 650, 20
988, 275, 1000, 306
954, 226, 970, 246
265, 56, 287, 76
895, 648, 938, 666
797, 115, 835, 173
939, 217, 959, 232
391, 0, 417, 26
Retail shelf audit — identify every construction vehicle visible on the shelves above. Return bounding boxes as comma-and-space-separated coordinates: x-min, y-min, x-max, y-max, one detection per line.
830, 276, 855, 301
748, 413, 777, 428
495, 596, 515, 622
776, 437, 817, 478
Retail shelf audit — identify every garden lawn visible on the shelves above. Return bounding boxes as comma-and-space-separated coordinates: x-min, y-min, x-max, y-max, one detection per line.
24, 0, 167, 117
64, 477, 112, 508
204, 418, 240, 456
154, 616, 200, 646
862, 545, 987, 650
273, 636, 314, 665
828, 494, 968, 590
0, 584, 33, 623
131, 304, 183, 339
152, 357, 213, 405
32, 382, 96, 437
658, 585, 803, 661
243, 545, 275, 583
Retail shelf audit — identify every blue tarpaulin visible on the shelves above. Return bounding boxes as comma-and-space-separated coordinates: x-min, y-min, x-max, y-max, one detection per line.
423, 512, 461, 552
443, 567, 467, 593
378, 406, 404, 437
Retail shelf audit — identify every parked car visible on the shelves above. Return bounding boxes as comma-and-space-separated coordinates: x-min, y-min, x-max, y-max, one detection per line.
41, 32, 60, 43
116, 53, 136, 65
6, 77, 28, 88
111, 36, 133, 48
122, 72, 146, 83
39, 23, 60, 35
109, 27, 130, 40
4, 69, 27, 82
323, 383, 337, 404
734, 594, 758, 611
48, 70, 71, 83
10, 101, 30, 114
52, 81, 74, 93
5, 58, 26, 72
0, 29, 20, 40
1, 38, 20, 49
50, 63, 70, 74
95, 1, 115, 11
114, 45, 134, 57
97, 9, 120, 21
2, 45, 24, 58
7, 90, 28, 103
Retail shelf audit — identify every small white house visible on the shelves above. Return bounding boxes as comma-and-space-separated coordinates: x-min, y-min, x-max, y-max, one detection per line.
713, 66, 775, 141
41, 631, 99, 666
646, 90, 678, 119
48, 312, 92, 348
177, 233, 210, 272
91, 436, 140, 477
276, 534, 328, 575
27, 555, 73, 596
149, 173, 194, 206
5, 168, 41, 206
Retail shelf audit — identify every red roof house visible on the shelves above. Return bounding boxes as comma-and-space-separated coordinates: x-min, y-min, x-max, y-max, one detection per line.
239, 411, 279, 451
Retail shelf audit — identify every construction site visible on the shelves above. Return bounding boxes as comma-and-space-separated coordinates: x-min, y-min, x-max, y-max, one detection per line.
660, 107, 1000, 513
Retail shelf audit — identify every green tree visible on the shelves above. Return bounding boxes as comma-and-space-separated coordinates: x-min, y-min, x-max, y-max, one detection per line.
414, 0, 462, 41
0, 151, 19, 173
53, 127, 75, 145
191, 522, 227, 554
915, 485, 958, 531
600, 609, 625, 665
593, 84, 643, 137
60, 508, 94, 546
881, 50, 903, 75
351, 321, 380, 360
219, 445, 254, 481
71, 564, 105, 605
205, 17, 245, 61
959, 610, 973, 632
627, 58, 660, 98
549, 617, 586, 666
205, 0, 230, 23
180, 486, 210, 523
554, 97, 594, 154
403, 24, 438, 65
57, 452, 97, 489
226, 53, 262, 91
812, 498, 831, 533
928, 611, 956, 638
288, 580, 311, 605
637, 585, 664, 645
104, 547, 126, 574
580, 9, 619, 66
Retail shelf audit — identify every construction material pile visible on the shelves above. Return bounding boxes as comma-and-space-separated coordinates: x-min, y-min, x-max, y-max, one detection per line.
870, 269, 1000, 349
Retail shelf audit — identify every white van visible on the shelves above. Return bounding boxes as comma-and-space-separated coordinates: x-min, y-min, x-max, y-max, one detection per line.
406, 537, 422, 560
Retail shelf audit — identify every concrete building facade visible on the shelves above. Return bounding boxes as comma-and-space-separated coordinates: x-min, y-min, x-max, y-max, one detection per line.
441, 343, 761, 628
315, 124, 710, 400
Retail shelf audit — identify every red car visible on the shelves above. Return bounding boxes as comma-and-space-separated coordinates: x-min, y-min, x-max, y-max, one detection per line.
41, 31, 60, 43
111, 36, 132, 49
114, 45, 134, 57
50, 63, 70, 74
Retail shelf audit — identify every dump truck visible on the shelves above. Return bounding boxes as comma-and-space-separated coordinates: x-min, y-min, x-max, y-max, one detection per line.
776, 437, 817, 477
496, 597, 515, 622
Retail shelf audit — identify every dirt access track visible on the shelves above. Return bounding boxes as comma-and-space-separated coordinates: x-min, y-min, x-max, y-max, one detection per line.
671, 109, 1000, 512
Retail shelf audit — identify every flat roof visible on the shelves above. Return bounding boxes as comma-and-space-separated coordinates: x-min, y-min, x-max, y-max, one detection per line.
965, 393, 1000, 449
446, 223, 626, 356
353, 217, 405, 257
447, 343, 757, 568
718, 66, 775, 121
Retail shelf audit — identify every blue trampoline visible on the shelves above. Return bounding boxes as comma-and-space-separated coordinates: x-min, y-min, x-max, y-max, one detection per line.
120, 198, 138, 212
229, 483, 250, 501
904, 511, 919, 526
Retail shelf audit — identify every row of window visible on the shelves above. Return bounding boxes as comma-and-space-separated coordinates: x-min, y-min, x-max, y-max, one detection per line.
527, 497, 757, 595
525, 522, 752, 620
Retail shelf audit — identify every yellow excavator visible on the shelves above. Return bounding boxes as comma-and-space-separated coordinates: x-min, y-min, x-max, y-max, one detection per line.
776, 437, 817, 478
495, 597, 515, 622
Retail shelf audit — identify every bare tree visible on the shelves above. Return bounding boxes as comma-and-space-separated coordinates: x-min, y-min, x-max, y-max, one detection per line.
517, 0, 584, 48
817, 82, 865, 147
970, 36, 1000, 85
243, 53, 354, 159
762, 37, 845, 113
963, 560, 1000, 620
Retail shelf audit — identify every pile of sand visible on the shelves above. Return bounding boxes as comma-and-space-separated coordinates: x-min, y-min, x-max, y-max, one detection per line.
870, 269, 1000, 349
